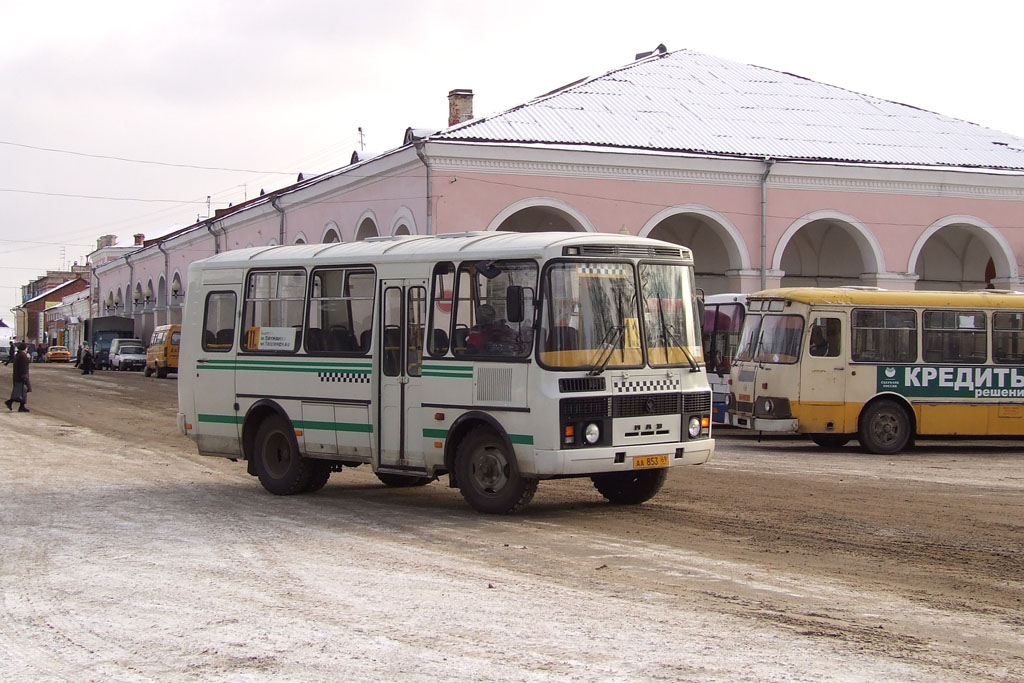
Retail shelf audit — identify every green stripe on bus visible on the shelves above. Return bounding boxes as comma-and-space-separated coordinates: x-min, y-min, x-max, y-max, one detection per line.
198, 414, 243, 424
422, 370, 473, 378
422, 428, 533, 446
296, 420, 374, 433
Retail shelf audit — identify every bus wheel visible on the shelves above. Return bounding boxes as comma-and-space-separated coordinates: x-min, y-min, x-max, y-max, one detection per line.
591, 468, 668, 505
157, 367, 168, 379
455, 429, 537, 514
304, 460, 333, 493
144, 366, 153, 377
811, 434, 851, 448
858, 400, 912, 455
376, 472, 432, 487
253, 415, 312, 495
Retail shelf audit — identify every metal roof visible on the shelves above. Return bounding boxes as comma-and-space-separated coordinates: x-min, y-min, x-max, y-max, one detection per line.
434, 48, 1024, 171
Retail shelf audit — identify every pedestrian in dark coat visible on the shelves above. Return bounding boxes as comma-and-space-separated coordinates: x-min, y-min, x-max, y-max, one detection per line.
80, 346, 95, 375
3, 340, 13, 366
5, 342, 31, 412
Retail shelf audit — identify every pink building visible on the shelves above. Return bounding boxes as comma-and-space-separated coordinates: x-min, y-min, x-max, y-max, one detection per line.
91, 47, 1024, 339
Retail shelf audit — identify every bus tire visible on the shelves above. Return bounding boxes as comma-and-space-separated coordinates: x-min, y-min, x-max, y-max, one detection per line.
858, 399, 912, 455
304, 460, 333, 493
591, 468, 668, 505
811, 434, 851, 448
144, 366, 153, 377
376, 472, 433, 487
455, 428, 537, 514
157, 367, 168, 379
253, 415, 312, 495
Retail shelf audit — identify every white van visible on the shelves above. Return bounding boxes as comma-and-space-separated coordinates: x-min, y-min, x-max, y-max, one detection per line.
107, 338, 143, 370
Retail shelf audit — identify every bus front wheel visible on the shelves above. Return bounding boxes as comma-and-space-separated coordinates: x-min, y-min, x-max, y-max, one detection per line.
253, 415, 313, 495
591, 468, 668, 505
858, 400, 912, 455
455, 429, 537, 514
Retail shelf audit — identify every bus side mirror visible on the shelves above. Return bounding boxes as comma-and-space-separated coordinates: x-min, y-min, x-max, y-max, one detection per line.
696, 297, 705, 332
506, 286, 525, 323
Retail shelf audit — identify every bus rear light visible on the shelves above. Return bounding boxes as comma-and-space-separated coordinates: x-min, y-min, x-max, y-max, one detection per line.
761, 382, 768, 389
434, 412, 445, 421
185, 423, 192, 431
294, 429, 303, 437
434, 441, 443, 448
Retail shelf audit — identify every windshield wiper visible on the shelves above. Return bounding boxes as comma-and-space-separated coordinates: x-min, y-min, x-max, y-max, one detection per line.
655, 294, 700, 372
588, 324, 625, 376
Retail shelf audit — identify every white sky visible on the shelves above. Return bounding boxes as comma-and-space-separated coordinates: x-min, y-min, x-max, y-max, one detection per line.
2, 0, 1022, 319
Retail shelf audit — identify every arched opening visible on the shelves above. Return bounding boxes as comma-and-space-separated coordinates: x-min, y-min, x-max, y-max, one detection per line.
293, 232, 308, 245
495, 205, 584, 233
910, 219, 1015, 291
643, 209, 747, 295
393, 223, 411, 236
157, 276, 167, 308
322, 222, 341, 243
776, 214, 882, 288
356, 217, 379, 241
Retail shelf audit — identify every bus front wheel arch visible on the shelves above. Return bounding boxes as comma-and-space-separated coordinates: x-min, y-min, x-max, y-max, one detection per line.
252, 414, 313, 494
858, 398, 914, 455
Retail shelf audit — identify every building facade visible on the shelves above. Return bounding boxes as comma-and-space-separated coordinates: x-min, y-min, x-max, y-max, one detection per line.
89, 48, 1024, 342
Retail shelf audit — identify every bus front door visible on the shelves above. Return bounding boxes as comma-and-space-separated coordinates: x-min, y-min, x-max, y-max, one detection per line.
800, 314, 848, 432
377, 279, 430, 476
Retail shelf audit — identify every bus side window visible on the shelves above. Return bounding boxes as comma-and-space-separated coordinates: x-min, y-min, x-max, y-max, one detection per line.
809, 317, 841, 357
202, 292, 237, 352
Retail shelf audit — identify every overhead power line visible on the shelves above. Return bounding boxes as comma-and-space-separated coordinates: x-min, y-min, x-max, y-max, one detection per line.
0, 188, 225, 204
0, 139, 295, 175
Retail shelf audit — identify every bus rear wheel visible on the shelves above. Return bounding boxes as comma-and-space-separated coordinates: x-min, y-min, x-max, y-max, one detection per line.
376, 472, 433, 487
811, 434, 851, 448
455, 428, 537, 514
858, 399, 912, 455
304, 460, 333, 493
591, 468, 668, 505
254, 415, 312, 495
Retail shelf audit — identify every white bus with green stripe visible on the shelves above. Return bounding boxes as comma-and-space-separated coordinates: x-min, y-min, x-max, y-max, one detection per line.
177, 232, 714, 513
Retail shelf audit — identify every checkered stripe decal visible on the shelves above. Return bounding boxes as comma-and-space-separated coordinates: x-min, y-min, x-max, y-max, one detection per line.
577, 264, 628, 277
613, 378, 681, 393
318, 372, 370, 383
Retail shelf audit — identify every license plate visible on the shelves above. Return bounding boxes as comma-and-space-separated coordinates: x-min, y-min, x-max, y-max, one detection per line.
632, 454, 669, 469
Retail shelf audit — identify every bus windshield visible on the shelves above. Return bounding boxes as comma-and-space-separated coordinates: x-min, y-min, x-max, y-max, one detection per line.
539, 261, 702, 370
735, 313, 805, 364
539, 261, 642, 370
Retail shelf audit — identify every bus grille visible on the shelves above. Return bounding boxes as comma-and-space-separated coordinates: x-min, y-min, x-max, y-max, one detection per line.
613, 393, 680, 417
682, 391, 711, 414
562, 397, 612, 418
559, 377, 606, 393
575, 245, 687, 259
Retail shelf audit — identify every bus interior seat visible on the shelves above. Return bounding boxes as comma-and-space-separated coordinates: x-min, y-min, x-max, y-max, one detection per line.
452, 327, 469, 355
214, 329, 234, 347
329, 326, 356, 352
203, 330, 216, 348
359, 329, 372, 352
306, 328, 325, 352
432, 328, 449, 353
546, 325, 579, 351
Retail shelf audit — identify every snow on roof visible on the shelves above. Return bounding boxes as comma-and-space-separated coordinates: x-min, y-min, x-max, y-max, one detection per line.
434, 48, 1024, 171
20, 279, 84, 306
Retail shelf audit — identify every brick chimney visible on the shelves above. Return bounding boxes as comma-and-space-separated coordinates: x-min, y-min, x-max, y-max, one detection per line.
133, 233, 145, 246
448, 89, 474, 127
96, 234, 117, 249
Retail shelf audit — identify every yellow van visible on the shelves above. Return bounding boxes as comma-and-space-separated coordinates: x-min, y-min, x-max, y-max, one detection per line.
146, 324, 180, 378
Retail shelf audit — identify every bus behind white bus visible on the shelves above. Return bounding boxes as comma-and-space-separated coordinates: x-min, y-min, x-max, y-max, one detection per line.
729, 287, 1024, 453
177, 232, 714, 513
701, 293, 747, 425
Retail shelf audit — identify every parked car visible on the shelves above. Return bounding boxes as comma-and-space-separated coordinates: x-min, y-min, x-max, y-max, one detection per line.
106, 338, 142, 370
45, 345, 72, 362
146, 324, 180, 378
111, 344, 147, 371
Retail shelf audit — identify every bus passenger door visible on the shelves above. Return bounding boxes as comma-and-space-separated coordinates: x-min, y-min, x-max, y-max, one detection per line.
800, 314, 848, 432
377, 279, 429, 475
193, 290, 241, 456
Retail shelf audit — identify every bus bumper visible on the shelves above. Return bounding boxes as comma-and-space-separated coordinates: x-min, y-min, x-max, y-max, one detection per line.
730, 414, 798, 432
177, 411, 188, 436
528, 439, 714, 477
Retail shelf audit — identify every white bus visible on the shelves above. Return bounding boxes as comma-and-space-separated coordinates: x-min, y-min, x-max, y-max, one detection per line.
177, 232, 714, 513
701, 293, 747, 425
728, 287, 1024, 453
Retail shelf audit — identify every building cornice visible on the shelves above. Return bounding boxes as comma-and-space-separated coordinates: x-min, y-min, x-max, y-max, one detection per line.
424, 142, 1024, 202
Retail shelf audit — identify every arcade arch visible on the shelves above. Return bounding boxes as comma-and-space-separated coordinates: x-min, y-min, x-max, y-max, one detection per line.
322, 222, 341, 243
909, 216, 1018, 290
775, 211, 884, 288
488, 198, 592, 233
355, 215, 379, 241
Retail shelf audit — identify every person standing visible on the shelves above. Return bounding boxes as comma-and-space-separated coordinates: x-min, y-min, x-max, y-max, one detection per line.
3, 339, 13, 366
5, 342, 31, 412
80, 345, 95, 375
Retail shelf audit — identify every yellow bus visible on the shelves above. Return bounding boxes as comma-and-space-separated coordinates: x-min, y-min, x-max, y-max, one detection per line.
728, 287, 1024, 453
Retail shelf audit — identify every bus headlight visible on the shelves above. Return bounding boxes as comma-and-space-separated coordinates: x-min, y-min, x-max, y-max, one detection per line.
584, 423, 600, 444
688, 416, 701, 438
760, 398, 774, 414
